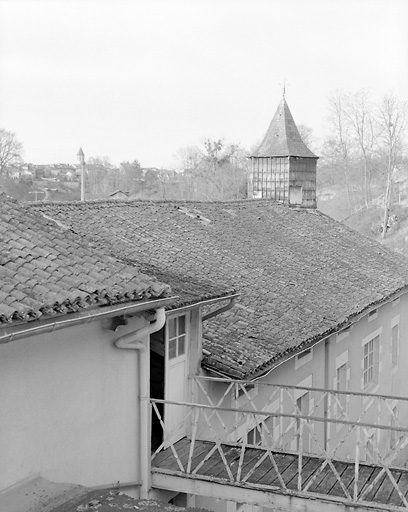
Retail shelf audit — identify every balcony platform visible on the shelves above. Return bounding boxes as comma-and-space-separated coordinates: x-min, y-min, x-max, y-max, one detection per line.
152, 437, 408, 510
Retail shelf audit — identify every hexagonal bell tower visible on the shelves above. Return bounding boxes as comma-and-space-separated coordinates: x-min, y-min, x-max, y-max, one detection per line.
248, 98, 318, 208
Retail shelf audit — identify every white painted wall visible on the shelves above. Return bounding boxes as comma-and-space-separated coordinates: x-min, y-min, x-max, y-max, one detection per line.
0, 314, 147, 492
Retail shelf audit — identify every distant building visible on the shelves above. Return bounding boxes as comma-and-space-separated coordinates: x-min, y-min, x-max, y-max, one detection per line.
20, 169, 33, 181
33, 194, 408, 509
7, 166, 21, 180
8, 96, 408, 511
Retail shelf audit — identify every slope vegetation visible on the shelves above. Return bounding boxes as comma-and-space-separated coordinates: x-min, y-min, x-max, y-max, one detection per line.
342, 203, 408, 257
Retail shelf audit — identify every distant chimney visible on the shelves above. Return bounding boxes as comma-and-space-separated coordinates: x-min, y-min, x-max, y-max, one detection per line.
248, 99, 318, 208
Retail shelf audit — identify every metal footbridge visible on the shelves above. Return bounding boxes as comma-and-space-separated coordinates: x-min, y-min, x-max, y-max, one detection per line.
150, 377, 408, 511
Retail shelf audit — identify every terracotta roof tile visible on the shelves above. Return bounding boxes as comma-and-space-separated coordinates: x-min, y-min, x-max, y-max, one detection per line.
32, 198, 408, 378
0, 195, 173, 325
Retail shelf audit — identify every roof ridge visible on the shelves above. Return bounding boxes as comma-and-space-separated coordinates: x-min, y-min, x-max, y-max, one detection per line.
29, 198, 293, 209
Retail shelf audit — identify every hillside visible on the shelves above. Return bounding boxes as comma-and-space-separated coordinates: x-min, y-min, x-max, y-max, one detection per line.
341, 203, 408, 257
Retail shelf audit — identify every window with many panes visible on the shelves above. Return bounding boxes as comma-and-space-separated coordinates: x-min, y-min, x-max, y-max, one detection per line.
363, 335, 379, 387
167, 315, 186, 360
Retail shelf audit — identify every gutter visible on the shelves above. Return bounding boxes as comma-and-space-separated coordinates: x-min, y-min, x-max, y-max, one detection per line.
0, 297, 178, 345
202, 296, 239, 322
166, 292, 239, 315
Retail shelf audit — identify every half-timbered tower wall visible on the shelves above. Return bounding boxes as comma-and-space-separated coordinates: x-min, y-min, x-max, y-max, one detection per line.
288, 156, 317, 208
252, 157, 289, 201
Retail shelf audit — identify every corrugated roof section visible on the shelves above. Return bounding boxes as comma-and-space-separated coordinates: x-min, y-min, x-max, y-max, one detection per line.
251, 99, 318, 158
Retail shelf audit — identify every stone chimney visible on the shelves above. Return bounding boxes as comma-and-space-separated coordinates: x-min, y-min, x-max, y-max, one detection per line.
248, 98, 318, 208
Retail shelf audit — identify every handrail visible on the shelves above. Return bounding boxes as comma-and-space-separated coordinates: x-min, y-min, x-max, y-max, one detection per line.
150, 398, 408, 432
192, 375, 408, 402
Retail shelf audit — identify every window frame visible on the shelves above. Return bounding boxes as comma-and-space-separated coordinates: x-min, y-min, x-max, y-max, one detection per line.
166, 313, 188, 361
361, 328, 381, 391
333, 351, 350, 431
391, 315, 400, 370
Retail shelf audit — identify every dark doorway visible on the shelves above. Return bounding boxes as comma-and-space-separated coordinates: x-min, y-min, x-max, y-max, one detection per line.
150, 327, 165, 451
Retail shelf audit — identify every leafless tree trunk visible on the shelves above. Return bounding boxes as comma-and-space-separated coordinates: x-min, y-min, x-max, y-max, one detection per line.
343, 89, 376, 208
328, 92, 355, 214
377, 93, 407, 238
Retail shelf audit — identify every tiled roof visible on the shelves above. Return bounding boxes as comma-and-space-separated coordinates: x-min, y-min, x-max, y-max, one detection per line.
0, 195, 173, 325
32, 199, 408, 378
250, 99, 318, 158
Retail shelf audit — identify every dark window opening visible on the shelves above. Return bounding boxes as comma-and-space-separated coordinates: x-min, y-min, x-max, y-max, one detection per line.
297, 349, 312, 360
150, 327, 165, 451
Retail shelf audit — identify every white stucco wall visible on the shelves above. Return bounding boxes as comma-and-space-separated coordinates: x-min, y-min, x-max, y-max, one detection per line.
0, 314, 147, 492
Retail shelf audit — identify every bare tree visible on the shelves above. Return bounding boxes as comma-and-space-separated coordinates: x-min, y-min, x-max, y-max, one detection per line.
297, 123, 315, 152
326, 91, 356, 214
199, 139, 248, 200
0, 129, 23, 175
120, 160, 143, 194
173, 145, 204, 198
174, 140, 248, 200
84, 156, 114, 197
377, 93, 407, 238
343, 89, 377, 207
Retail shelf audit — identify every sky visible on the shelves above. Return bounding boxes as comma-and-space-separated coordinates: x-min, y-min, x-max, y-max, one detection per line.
0, 0, 407, 168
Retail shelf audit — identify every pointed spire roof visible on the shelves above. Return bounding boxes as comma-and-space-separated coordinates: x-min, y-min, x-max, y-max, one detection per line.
251, 99, 318, 158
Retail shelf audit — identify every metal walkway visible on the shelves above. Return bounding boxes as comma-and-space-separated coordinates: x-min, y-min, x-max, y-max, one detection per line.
152, 437, 408, 510
150, 378, 408, 510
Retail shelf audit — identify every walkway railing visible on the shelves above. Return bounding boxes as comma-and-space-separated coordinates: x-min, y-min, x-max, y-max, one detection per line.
151, 378, 408, 509
193, 376, 408, 462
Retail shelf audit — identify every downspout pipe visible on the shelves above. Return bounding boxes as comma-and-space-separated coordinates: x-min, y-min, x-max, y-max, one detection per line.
324, 336, 330, 451
115, 308, 166, 349
114, 307, 166, 500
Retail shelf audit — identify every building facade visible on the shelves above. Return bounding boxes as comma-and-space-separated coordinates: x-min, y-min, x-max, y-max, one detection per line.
28, 97, 408, 510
